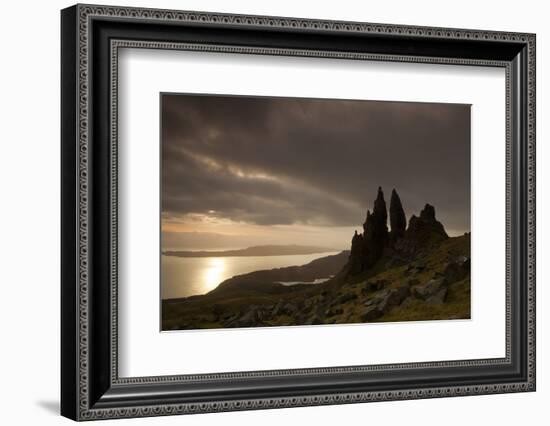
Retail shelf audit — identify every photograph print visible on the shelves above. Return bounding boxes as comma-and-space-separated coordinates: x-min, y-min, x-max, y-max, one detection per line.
161, 94, 471, 331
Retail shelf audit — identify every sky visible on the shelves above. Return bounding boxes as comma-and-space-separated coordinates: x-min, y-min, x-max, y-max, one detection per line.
161, 94, 470, 250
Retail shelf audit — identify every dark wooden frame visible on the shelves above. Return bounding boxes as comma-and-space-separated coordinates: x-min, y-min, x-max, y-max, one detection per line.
61, 4, 536, 421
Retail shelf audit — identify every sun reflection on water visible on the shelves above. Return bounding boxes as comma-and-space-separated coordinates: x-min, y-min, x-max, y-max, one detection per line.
202, 257, 226, 293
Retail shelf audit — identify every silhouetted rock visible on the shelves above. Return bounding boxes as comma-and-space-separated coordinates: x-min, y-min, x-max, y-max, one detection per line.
421, 203, 436, 220
348, 230, 364, 274
347, 188, 390, 275
395, 204, 448, 255
345, 188, 450, 276
362, 187, 389, 269
389, 189, 406, 243
407, 204, 448, 240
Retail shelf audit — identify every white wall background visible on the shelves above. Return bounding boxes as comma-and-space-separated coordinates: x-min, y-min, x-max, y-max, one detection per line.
0, 0, 546, 424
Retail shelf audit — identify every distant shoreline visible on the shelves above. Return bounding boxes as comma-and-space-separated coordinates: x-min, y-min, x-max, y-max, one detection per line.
163, 244, 339, 258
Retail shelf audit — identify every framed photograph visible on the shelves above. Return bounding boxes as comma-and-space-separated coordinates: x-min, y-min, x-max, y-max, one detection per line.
61, 4, 536, 421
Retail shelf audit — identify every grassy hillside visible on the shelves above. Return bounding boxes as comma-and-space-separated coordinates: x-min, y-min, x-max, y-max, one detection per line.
162, 234, 470, 330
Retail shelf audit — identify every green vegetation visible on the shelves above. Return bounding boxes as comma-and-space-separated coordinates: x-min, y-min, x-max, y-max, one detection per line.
162, 234, 470, 330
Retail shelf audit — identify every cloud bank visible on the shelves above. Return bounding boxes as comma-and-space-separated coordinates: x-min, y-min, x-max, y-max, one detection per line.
162, 94, 470, 235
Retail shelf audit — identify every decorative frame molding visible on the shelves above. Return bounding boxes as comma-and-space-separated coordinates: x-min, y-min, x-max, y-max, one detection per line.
61, 4, 536, 421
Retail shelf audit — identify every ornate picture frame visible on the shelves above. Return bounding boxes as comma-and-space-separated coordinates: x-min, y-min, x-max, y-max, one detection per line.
61, 4, 535, 421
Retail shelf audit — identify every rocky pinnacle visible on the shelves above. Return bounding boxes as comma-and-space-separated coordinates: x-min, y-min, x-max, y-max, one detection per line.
347, 188, 449, 276
390, 189, 406, 242
361, 187, 388, 269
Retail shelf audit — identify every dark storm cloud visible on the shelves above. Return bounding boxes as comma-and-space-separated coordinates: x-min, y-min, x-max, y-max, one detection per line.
162, 94, 470, 232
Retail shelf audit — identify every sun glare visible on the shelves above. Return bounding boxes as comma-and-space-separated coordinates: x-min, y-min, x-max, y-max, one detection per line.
202, 258, 226, 293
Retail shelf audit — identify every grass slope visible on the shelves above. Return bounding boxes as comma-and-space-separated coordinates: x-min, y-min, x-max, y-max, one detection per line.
162, 235, 470, 330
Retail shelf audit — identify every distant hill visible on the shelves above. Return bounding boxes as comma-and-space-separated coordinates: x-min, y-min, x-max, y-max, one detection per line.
206, 251, 350, 298
163, 244, 338, 258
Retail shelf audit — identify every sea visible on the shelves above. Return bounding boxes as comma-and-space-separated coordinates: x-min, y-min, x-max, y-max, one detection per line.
161, 252, 338, 299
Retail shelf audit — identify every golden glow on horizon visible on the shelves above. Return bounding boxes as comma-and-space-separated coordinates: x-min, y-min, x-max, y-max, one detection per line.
161, 215, 467, 252
161, 214, 353, 237
162, 212, 468, 239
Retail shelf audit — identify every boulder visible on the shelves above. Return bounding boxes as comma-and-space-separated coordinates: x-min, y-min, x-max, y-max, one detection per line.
362, 285, 409, 315
404, 262, 427, 275
271, 300, 298, 317
362, 305, 383, 321
225, 309, 264, 328
426, 288, 448, 305
378, 287, 409, 312
412, 278, 447, 300
336, 292, 358, 304
364, 298, 377, 307
283, 303, 298, 316
443, 256, 470, 283
271, 300, 285, 316
395, 284, 411, 300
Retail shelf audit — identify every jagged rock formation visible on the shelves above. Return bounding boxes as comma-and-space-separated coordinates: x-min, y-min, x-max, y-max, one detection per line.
406, 204, 448, 240
348, 188, 449, 276
349, 231, 364, 275
389, 189, 406, 243
362, 187, 389, 269
397, 204, 449, 255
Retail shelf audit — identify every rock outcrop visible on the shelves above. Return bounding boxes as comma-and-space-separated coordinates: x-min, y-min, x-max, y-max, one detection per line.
348, 231, 364, 275
389, 189, 406, 243
362, 187, 389, 269
348, 187, 390, 273
347, 188, 449, 276
404, 204, 448, 246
